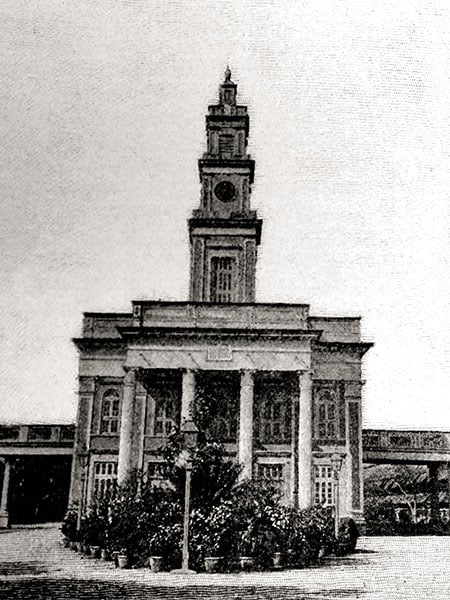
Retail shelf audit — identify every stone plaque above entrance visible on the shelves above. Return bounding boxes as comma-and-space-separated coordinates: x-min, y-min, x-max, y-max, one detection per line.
206, 346, 233, 362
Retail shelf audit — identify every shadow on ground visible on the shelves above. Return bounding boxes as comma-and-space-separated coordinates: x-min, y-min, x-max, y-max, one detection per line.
0, 562, 47, 577
0, 580, 363, 600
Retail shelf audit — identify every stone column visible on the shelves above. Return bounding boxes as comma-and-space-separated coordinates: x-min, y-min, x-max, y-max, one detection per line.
0, 459, 11, 528
447, 462, 450, 516
290, 382, 300, 506
238, 370, 254, 481
181, 369, 195, 423
118, 368, 137, 485
298, 371, 313, 509
429, 462, 441, 524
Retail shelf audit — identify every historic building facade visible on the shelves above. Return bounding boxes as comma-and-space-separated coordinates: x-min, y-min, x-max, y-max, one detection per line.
70, 71, 371, 528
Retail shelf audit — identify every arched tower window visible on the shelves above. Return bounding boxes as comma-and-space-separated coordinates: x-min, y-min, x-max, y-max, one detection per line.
100, 389, 120, 435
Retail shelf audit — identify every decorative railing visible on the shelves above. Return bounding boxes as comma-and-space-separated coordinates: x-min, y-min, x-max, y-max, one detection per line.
0, 424, 75, 444
363, 429, 450, 453
133, 302, 310, 331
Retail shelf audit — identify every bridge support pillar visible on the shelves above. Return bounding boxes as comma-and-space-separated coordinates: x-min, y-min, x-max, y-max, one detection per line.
0, 458, 11, 528
447, 462, 450, 516
428, 463, 440, 525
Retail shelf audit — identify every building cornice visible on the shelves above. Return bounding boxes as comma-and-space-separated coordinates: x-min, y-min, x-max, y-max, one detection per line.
313, 341, 373, 356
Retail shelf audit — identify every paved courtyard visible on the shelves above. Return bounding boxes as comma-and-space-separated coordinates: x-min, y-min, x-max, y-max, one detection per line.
0, 524, 449, 599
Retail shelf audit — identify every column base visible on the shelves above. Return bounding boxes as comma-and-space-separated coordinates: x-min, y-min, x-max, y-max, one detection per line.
351, 512, 366, 535
0, 511, 10, 528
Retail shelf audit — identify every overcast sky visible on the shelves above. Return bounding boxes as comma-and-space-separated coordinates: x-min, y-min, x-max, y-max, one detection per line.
0, 1, 449, 429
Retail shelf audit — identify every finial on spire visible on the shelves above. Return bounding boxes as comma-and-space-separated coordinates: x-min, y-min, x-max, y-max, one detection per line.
224, 65, 232, 83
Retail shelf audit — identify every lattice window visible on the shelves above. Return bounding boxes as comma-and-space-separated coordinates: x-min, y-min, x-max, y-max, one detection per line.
219, 134, 234, 155
93, 461, 117, 498
256, 380, 291, 444
153, 387, 180, 437
194, 372, 239, 442
314, 465, 334, 506
258, 463, 284, 493
147, 462, 171, 487
315, 389, 338, 439
210, 256, 237, 303
100, 389, 120, 434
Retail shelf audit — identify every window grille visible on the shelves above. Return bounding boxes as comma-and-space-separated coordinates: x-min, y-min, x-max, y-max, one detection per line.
153, 388, 179, 437
314, 465, 334, 506
219, 134, 234, 155
147, 462, 171, 482
258, 463, 284, 492
93, 461, 117, 498
315, 390, 338, 439
210, 256, 237, 303
100, 389, 120, 434
256, 381, 291, 444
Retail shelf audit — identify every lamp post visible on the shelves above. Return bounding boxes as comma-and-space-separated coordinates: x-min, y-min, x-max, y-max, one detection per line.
179, 419, 199, 573
76, 452, 89, 533
330, 453, 343, 539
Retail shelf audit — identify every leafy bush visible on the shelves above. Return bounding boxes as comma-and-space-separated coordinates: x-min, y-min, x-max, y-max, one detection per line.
66, 433, 346, 570
61, 507, 78, 541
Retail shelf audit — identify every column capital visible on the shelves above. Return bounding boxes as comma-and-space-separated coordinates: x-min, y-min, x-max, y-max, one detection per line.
298, 370, 313, 384
240, 368, 256, 377
123, 367, 138, 386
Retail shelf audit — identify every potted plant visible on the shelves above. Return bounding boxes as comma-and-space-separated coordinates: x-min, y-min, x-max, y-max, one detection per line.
117, 548, 129, 569
203, 530, 224, 573
148, 531, 164, 573
61, 508, 78, 547
272, 544, 282, 568
100, 548, 111, 561
238, 528, 254, 571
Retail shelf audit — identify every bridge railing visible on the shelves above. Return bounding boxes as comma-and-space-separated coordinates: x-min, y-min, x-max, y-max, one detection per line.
0, 424, 75, 445
363, 429, 450, 452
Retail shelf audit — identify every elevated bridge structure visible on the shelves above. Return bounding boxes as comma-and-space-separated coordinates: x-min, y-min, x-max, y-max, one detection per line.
363, 429, 450, 464
363, 428, 450, 523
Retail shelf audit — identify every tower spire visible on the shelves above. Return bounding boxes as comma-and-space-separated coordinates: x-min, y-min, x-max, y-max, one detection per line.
188, 73, 262, 304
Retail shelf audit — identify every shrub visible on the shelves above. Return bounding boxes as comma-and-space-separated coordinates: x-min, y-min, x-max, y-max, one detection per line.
61, 507, 78, 542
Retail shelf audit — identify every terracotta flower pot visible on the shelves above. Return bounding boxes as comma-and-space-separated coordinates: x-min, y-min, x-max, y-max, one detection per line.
239, 556, 254, 571
117, 553, 129, 569
101, 548, 111, 561
204, 556, 223, 573
149, 555, 163, 573
272, 552, 282, 568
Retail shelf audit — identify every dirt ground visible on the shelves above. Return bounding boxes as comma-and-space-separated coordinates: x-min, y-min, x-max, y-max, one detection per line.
0, 524, 449, 599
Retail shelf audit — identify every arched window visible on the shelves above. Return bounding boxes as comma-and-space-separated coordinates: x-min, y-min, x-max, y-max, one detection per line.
315, 389, 338, 440
100, 389, 120, 435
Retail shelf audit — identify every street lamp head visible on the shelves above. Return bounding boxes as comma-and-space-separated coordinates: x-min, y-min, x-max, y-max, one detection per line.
181, 419, 199, 451
330, 453, 343, 471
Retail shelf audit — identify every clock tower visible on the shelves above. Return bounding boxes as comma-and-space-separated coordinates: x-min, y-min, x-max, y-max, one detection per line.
189, 68, 262, 303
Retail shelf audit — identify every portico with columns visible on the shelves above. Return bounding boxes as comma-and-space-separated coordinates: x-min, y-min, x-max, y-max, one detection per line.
70, 70, 371, 529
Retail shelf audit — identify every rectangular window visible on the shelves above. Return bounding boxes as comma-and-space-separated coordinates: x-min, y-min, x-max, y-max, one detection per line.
219, 134, 234, 155
210, 256, 237, 303
147, 462, 171, 487
258, 463, 284, 493
314, 465, 334, 506
154, 394, 178, 437
100, 389, 121, 435
255, 377, 293, 444
93, 461, 118, 498
315, 389, 338, 440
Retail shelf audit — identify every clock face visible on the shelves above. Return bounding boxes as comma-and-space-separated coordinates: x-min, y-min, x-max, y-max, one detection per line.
214, 180, 236, 203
